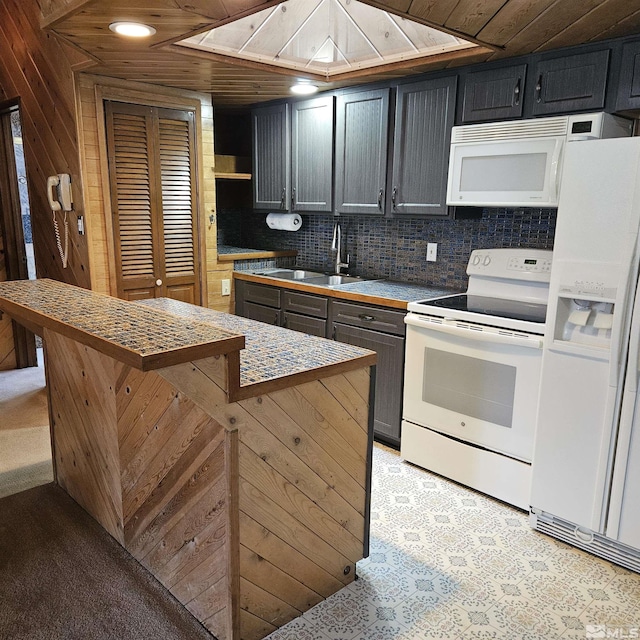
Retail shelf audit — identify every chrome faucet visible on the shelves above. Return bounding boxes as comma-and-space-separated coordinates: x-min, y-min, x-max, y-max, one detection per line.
331, 219, 349, 274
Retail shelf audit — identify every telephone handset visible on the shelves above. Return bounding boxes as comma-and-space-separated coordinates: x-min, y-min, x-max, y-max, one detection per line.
47, 174, 73, 269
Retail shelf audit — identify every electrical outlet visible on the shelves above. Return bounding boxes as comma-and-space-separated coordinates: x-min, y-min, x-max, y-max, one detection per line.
427, 243, 438, 262
221, 279, 231, 296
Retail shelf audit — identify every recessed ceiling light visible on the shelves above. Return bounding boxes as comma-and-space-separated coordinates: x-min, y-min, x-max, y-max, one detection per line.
290, 81, 318, 95
109, 22, 156, 38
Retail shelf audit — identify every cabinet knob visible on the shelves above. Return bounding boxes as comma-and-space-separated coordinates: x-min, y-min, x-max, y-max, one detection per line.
291, 187, 296, 209
359, 313, 376, 321
280, 187, 286, 209
377, 188, 384, 211
391, 187, 398, 211
514, 78, 521, 106
535, 74, 543, 103
155, 279, 163, 286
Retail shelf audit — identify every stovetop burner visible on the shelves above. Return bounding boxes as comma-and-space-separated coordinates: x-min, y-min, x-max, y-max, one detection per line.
415, 294, 547, 324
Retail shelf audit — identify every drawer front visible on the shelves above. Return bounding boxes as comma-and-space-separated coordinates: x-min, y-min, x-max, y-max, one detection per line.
245, 302, 281, 326
331, 301, 405, 336
244, 283, 281, 308
283, 311, 327, 337
283, 291, 328, 318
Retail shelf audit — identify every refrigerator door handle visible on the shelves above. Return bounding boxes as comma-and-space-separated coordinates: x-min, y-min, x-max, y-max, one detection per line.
625, 276, 640, 393
605, 280, 640, 539
609, 246, 640, 388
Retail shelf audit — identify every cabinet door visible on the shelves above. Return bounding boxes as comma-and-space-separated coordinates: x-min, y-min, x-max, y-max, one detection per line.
461, 64, 526, 122
291, 96, 334, 212
283, 290, 328, 318
531, 50, 609, 116
252, 103, 290, 210
333, 322, 404, 445
390, 77, 457, 217
283, 311, 327, 337
335, 89, 390, 215
616, 40, 640, 112
245, 301, 281, 326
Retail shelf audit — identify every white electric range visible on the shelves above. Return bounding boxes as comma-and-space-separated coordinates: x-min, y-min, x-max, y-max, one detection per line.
401, 248, 553, 509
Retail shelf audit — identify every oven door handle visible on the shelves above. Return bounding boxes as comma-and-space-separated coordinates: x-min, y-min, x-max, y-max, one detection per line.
405, 314, 543, 349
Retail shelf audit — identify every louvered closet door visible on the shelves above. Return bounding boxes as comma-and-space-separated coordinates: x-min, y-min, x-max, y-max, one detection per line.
105, 102, 200, 304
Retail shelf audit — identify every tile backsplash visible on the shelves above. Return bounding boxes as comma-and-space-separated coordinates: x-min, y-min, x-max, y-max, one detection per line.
218, 208, 556, 290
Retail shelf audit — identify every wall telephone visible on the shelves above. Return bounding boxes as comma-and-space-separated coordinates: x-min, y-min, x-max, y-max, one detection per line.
47, 174, 73, 269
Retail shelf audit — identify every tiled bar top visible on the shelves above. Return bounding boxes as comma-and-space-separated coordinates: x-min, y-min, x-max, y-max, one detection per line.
140, 298, 376, 397
234, 270, 458, 309
0, 279, 245, 371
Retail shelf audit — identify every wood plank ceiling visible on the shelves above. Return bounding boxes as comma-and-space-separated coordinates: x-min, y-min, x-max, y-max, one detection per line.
42, 0, 640, 106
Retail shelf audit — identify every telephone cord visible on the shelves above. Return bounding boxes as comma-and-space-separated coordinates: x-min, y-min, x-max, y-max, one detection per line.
53, 210, 69, 269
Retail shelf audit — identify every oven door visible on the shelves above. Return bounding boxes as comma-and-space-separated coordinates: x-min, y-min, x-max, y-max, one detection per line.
403, 313, 543, 462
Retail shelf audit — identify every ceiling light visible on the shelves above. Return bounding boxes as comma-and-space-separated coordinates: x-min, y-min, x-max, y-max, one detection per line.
290, 81, 318, 95
109, 22, 156, 38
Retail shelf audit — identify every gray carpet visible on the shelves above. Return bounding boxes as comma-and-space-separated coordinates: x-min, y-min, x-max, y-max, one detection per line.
0, 355, 53, 498
0, 483, 214, 640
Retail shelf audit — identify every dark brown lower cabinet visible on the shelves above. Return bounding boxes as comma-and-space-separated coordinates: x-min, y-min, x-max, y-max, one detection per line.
330, 301, 406, 447
283, 311, 326, 336
235, 279, 406, 446
244, 301, 281, 325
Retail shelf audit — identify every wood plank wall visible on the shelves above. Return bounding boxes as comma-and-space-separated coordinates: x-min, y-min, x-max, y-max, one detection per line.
0, 0, 233, 311
46, 329, 371, 640
0, 0, 91, 288
159, 358, 370, 640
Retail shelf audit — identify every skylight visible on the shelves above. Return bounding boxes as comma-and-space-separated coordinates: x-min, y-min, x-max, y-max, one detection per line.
178, 0, 476, 79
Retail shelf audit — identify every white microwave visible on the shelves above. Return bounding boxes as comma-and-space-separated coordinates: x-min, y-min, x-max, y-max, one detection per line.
446, 112, 632, 208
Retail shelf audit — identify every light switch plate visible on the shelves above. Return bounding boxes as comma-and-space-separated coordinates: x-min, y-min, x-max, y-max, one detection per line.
427, 243, 437, 262
221, 279, 231, 296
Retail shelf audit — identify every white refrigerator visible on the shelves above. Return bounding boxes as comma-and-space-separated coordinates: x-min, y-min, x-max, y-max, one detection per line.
530, 136, 640, 572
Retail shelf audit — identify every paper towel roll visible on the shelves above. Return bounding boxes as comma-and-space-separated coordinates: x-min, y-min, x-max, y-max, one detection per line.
266, 213, 302, 231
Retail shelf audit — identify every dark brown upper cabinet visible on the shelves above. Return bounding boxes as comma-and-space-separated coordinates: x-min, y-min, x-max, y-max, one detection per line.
530, 50, 609, 116
252, 103, 290, 210
390, 76, 457, 217
615, 40, 640, 112
291, 96, 334, 213
461, 64, 526, 123
335, 89, 390, 216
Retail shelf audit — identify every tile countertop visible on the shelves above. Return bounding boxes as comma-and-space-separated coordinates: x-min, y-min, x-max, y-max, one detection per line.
0, 279, 245, 371
234, 270, 459, 309
140, 298, 376, 391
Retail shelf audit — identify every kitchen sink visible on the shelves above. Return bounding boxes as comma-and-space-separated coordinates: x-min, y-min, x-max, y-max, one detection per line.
252, 268, 325, 280
301, 274, 367, 286
251, 268, 371, 287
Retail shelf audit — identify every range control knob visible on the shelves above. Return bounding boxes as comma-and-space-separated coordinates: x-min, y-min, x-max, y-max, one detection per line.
472, 254, 481, 266
483, 255, 491, 266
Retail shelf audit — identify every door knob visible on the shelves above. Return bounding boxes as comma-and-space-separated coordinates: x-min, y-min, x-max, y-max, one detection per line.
156, 279, 163, 286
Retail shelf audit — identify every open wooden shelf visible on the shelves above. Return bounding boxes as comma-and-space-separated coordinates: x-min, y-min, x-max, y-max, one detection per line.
214, 154, 251, 180
214, 171, 252, 180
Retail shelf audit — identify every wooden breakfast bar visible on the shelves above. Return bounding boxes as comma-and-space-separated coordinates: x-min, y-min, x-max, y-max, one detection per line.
0, 279, 376, 640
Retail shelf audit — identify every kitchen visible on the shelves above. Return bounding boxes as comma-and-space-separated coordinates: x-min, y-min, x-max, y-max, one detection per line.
1, 1, 640, 639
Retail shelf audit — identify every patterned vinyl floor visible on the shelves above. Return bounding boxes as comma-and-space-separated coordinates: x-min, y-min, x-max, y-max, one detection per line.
266, 445, 640, 640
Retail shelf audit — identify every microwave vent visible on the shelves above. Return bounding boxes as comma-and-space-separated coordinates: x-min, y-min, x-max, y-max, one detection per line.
451, 116, 569, 143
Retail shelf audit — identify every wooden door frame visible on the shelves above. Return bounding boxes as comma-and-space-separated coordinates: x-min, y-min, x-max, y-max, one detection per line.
93, 83, 208, 305
0, 98, 37, 368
